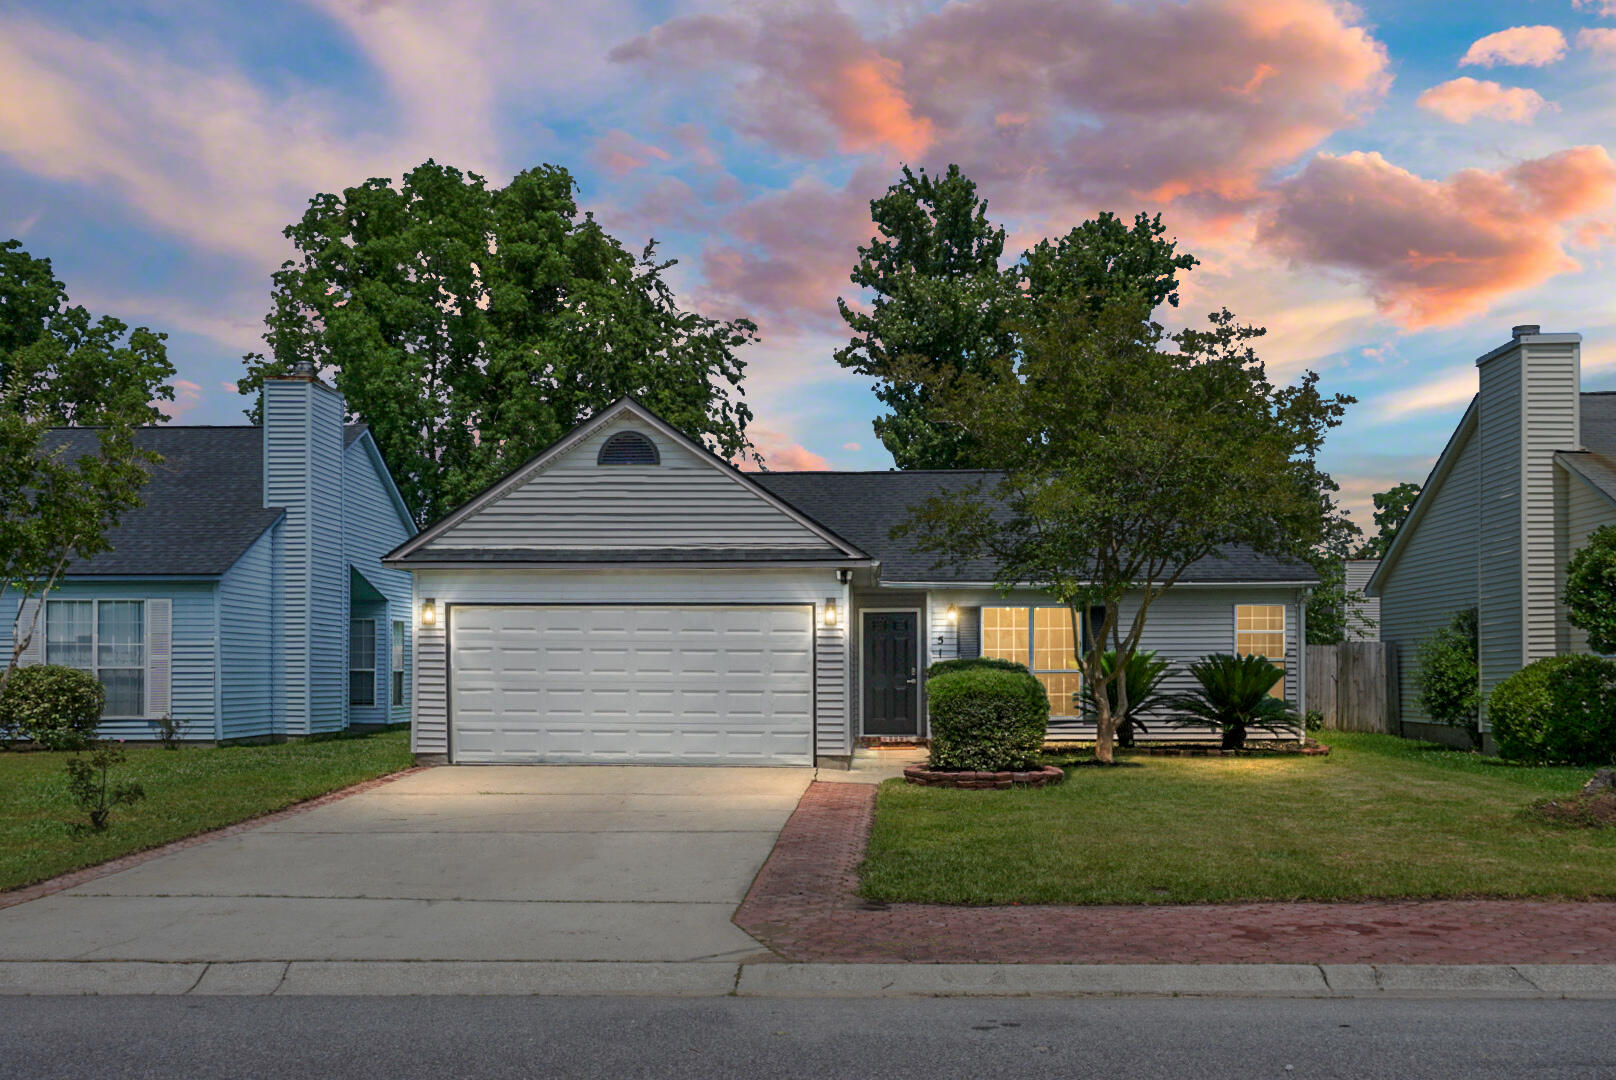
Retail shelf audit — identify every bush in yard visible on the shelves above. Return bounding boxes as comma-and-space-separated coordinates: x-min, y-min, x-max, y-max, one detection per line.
0, 665, 104, 750
1489, 655, 1616, 765
926, 656, 1031, 678
1565, 524, 1616, 655
1082, 649, 1170, 749
64, 741, 145, 832
926, 667, 1049, 772
1414, 608, 1481, 750
1170, 653, 1295, 750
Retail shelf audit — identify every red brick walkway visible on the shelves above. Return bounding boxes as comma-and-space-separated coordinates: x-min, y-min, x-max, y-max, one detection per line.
734, 781, 1616, 964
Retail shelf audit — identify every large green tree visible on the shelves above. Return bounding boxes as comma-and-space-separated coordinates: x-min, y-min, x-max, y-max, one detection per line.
239, 161, 759, 526
1355, 481, 1421, 559
893, 296, 1351, 763
0, 240, 175, 688
837, 162, 1198, 469
835, 164, 1017, 469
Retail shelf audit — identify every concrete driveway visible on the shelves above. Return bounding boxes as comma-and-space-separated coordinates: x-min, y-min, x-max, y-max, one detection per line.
0, 767, 811, 964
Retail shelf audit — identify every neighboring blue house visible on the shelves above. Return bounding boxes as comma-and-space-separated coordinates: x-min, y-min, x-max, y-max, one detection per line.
4, 367, 417, 741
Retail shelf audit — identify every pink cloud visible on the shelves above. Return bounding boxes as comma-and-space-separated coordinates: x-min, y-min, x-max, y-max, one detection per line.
1460, 26, 1567, 68
1574, 1, 1616, 17
1417, 77, 1550, 124
590, 129, 671, 176
736, 425, 831, 472
1578, 27, 1616, 59
1258, 146, 1616, 328
841, 441, 861, 452
157, 378, 203, 419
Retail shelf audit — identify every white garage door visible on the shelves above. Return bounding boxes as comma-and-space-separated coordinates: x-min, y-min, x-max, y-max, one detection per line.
448, 604, 814, 765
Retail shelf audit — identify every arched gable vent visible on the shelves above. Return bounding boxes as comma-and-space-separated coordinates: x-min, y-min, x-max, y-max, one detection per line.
597, 430, 660, 466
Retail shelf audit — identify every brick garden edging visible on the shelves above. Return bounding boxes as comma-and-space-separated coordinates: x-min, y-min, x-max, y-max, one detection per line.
733, 781, 1616, 964
903, 764, 1064, 789
0, 765, 429, 912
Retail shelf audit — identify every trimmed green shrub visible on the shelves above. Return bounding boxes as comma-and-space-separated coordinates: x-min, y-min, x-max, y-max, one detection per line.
1414, 608, 1481, 750
1489, 655, 1616, 765
926, 656, 1031, 678
0, 665, 105, 750
1566, 524, 1616, 654
926, 667, 1049, 772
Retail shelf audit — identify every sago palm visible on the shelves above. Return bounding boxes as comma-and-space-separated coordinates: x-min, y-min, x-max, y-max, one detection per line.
1170, 653, 1296, 750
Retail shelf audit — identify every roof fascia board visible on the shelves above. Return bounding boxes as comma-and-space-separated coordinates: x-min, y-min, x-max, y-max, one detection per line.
877, 579, 1317, 590
1365, 397, 1479, 597
1555, 453, 1616, 512
383, 558, 881, 572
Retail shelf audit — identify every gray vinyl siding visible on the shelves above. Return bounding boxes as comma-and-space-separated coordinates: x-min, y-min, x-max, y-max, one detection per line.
1520, 340, 1581, 665
425, 414, 835, 552
343, 434, 416, 724
1477, 351, 1524, 719
409, 568, 851, 759
218, 522, 279, 740
1378, 418, 1481, 727
1344, 559, 1380, 640
1559, 469, 1616, 654
922, 585, 1303, 743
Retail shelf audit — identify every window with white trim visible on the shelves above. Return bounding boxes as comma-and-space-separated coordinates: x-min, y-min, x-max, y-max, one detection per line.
981, 605, 1081, 718
391, 619, 406, 707
349, 619, 376, 707
45, 599, 145, 717
1235, 604, 1287, 698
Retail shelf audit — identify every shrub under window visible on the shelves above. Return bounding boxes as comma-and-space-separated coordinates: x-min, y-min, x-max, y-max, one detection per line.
1489, 655, 1616, 765
0, 665, 106, 750
925, 666, 1049, 772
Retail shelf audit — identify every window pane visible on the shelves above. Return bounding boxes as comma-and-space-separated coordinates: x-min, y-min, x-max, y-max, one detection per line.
1235, 605, 1286, 698
1036, 672, 1082, 718
981, 606, 1028, 663
349, 619, 375, 670
391, 620, 405, 672
392, 670, 405, 707
97, 601, 144, 668
1032, 608, 1079, 673
100, 668, 144, 716
45, 601, 93, 669
349, 670, 375, 707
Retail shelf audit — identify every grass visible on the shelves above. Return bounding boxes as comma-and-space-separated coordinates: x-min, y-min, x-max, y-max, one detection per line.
860, 731, 1616, 905
0, 728, 413, 893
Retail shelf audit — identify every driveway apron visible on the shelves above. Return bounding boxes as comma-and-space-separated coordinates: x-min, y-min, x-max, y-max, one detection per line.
0, 766, 811, 964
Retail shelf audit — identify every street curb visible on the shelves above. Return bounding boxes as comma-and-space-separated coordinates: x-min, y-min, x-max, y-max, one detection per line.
3, 961, 1616, 998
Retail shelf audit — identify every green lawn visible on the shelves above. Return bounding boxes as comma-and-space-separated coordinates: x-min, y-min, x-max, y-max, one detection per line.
0, 728, 413, 893
860, 731, 1616, 905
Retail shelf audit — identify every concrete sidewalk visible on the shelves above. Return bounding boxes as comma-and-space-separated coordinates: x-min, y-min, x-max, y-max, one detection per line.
2, 960, 1616, 998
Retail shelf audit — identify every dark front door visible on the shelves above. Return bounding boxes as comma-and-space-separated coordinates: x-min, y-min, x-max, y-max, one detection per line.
862, 611, 919, 736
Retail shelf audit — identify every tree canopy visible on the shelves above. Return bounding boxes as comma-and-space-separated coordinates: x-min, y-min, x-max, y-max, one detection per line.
1356, 481, 1422, 559
0, 240, 175, 686
239, 160, 759, 526
1565, 524, 1616, 655
893, 296, 1351, 762
836, 163, 1197, 469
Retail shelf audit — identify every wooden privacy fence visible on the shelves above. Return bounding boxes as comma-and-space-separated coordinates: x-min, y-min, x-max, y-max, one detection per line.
1304, 642, 1399, 734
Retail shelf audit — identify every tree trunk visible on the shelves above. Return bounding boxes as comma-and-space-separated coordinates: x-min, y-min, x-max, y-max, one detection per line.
1222, 723, 1246, 751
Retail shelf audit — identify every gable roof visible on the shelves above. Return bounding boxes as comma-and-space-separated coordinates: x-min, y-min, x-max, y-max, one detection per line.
384, 397, 871, 566
752, 471, 1318, 585
344, 425, 418, 537
43, 426, 284, 577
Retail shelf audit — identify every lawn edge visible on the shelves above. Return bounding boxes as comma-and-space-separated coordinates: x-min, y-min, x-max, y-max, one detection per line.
0, 763, 430, 909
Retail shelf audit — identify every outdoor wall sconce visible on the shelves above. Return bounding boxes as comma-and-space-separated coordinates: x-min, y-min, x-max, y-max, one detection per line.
835, 568, 853, 585
947, 604, 958, 622
421, 598, 437, 627
823, 599, 838, 627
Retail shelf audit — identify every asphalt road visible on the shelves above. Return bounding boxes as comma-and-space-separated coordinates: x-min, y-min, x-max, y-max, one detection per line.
6, 995, 1616, 1079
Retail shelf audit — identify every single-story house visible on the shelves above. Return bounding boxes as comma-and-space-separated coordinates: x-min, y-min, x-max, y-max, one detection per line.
385, 398, 1316, 766
3, 367, 417, 741
1367, 324, 1616, 746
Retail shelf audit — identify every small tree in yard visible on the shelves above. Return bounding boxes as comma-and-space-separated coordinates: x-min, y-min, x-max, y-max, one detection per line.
0, 241, 175, 691
1413, 608, 1481, 749
1565, 525, 1616, 655
64, 741, 145, 832
893, 296, 1351, 763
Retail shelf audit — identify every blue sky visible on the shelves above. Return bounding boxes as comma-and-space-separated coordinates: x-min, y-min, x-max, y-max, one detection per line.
4, 0, 1616, 529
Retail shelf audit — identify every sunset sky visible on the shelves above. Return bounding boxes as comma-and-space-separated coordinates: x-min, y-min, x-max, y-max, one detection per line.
5, 0, 1616, 530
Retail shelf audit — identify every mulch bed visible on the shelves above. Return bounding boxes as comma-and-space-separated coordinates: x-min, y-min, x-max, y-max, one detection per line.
1532, 791, 1616, 828
902, 765, 1064, 789
733, 781, 1616, 964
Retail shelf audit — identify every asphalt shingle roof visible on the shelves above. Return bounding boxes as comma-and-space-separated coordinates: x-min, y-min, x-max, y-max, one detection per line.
1558, 393, 1616, 504
753, 470, 1317, 584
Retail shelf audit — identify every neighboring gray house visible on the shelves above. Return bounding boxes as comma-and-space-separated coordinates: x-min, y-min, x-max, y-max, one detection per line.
1344, 558, 1380, 640
1366, 325, 1616, 745
385, 397, 1315, 766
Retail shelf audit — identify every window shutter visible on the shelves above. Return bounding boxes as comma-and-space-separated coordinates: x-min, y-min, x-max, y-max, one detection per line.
146, 598, 172, 719
14, 599, 44, 667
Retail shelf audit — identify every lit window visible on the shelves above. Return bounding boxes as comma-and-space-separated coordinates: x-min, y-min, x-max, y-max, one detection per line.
350, 619, 377, 707
980, 605, 1081, 718
46, 599, 145, 717
1235, 604, 1286, 698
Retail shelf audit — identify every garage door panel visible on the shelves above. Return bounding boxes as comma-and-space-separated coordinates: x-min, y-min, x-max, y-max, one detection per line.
449, 604, 813, 765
